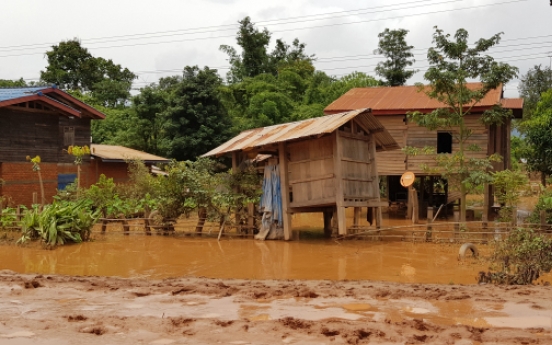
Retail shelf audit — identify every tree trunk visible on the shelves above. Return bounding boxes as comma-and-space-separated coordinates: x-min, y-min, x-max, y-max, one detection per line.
542, 173, 547, 187
77, 165, 81, 199
195, 207, 207, 234
460, 184, 467, 223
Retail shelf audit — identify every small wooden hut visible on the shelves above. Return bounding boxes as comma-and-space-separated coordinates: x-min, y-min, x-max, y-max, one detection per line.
203, 108, 399, 240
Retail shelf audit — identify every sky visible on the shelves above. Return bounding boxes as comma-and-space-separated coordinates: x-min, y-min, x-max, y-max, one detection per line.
0, 0, 550, 97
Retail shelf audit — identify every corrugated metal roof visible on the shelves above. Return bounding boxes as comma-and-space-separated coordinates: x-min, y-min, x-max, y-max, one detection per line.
0, 86, 106, 119
0, 86, 50, 102
324, 83, 510, 115
203, 109, 400, 157
91, 144, 170, 163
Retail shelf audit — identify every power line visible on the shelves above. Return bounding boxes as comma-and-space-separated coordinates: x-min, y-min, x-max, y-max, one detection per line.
0, 0, 468, 53
0, 0, 528, 59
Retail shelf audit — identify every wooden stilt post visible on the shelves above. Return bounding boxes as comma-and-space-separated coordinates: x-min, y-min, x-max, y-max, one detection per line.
232, 152, 240, 233
323, 210, 333, 238
353, 207, 360, 232
101, 219, 107, 233
278, 142, 292, 241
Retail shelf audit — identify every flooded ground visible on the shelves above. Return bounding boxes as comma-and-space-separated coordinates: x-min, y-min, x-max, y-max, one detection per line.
2, 233, 489, 284
1, 272, 551, 344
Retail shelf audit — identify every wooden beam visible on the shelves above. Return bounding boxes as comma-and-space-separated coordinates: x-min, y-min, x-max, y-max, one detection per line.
333, 132, 347, 235
290, 173, 334, 185
278, 142, 292, 241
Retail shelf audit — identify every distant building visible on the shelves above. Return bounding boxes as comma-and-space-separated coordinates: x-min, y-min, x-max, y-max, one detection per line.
0, 86, 169, 206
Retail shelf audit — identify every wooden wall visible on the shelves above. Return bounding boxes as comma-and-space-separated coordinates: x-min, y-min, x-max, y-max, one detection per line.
0, 107, 91, 164
375, 115, 407, 175
288, 135, 335, 208
374, 114, 502, 176
339, 132, 376, 200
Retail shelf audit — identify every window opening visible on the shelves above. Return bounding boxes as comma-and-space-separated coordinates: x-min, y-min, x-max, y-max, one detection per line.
437, 132, 452, 153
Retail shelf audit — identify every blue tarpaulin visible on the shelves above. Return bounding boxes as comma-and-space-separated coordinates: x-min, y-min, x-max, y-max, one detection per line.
260, 164, 283, 228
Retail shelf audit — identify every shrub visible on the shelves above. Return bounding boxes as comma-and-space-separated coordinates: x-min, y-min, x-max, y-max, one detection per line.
18, 200, 100, 246
482, 228, 552, 285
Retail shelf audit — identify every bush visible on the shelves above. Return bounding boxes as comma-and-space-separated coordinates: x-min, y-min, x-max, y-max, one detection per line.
18, 200, 100, 246
481, 228, 552, 285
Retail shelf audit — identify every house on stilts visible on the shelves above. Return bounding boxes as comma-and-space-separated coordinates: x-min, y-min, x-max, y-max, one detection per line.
203, 108, 399, 239
324, 83, 524, 221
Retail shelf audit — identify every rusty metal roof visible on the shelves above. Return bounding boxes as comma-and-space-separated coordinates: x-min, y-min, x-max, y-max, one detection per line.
203, 109, 400, 157
500, 98, 523, 109
324, 83, 517, 115
91, 144, 170, 163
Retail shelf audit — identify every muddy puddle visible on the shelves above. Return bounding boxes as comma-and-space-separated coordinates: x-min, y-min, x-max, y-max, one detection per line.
0, 234, 492, 284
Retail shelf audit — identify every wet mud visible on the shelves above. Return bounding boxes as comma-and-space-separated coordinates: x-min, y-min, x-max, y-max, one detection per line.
1, 271, 551, 345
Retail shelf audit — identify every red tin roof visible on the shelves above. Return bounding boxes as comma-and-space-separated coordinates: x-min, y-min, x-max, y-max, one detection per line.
324, 83, 523, 118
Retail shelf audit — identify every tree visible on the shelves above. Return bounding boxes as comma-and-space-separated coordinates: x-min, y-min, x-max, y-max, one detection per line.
408, 27, 518, 222
220, 17, 314, 83
375, 28, 416, 86
518, 65, 552, 119
522, 89, 552, 185
40, 39, 136, 107
161, 66, 232, 161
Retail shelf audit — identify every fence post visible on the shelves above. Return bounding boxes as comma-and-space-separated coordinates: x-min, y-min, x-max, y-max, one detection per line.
540, 210, 548, 232
426, 206, 433, 241
123, 220, 129, 235
453, 210, 460, 241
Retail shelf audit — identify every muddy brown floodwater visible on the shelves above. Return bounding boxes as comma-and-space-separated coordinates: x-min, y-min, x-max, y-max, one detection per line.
2, 233, 489, 284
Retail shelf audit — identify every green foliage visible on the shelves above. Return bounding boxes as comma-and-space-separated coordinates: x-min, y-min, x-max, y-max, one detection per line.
18, 201, 100, 246
492, 169, 530, 222
375, 28, 416, 86
408, 27, 518, 222
520, 89, 552, 185
220, 17, 314, 83
0, 207, 18, 229
40, 39, 136, 107
518, 65, 552, 120
527, 188, 552, 224
485, 228, 552, 285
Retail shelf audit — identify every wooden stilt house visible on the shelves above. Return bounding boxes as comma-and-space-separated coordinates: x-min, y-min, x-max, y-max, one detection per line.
324, 83, 524, 220
203, 108, 399, 239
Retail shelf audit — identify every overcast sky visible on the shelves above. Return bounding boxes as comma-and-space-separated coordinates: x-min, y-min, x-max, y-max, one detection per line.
0, 0, 550, 97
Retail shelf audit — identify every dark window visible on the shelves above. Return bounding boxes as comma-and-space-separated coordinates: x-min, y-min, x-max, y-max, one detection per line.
64, 126, 75, 146
437, 132, 452, 153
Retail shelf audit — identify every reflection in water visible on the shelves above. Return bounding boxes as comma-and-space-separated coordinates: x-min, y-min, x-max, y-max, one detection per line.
0, 234, 492, 284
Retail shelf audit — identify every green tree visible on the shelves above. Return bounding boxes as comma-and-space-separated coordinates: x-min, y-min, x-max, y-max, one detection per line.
220, 17, 314, 83
375, 28, 416, 86
40, 39, 136, 107
521, 89, 552, 185
408, 27, 518, 222
518, 65, 552, 119
161, 66, 231, 161
0, 78, 28, 87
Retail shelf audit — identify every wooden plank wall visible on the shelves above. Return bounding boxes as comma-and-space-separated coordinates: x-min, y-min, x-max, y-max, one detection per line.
0, 108, 59, 162
0, 107, 92, 164
339, 133, 376, 200
58, 117, 91, 164
405, 114, 489, 174
288, 135, 335, 207
374, 115, 407, 175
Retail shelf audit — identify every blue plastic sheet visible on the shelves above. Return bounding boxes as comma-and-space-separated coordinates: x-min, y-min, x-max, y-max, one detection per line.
260, 164, 283, 227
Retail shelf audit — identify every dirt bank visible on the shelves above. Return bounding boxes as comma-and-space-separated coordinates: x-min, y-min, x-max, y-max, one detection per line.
1, 271, 551, 345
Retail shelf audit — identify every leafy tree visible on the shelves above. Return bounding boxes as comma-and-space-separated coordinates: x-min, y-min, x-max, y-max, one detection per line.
40, 39, 136, 107
220, 17, 314, 83
408, 27, 518, 222
161, 66, 231, 161
521, 89, 552, 185
518, 65, 552, 119
0, 78, 28, 87
375, 28, 416, 86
